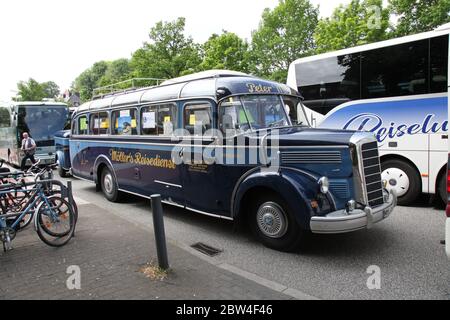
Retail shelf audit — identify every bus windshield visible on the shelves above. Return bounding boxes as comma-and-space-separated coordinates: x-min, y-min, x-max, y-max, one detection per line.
220, 95, 292, 135
18, 106, 69, 146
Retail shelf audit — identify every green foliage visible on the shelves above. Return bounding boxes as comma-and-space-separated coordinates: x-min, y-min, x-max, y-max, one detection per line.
315, 0, 391, 54
199, 31, 251, 72
250, 0, 319, 82
14, 78, 60, 101
389, 0, 450, 36
73, 59, 133, 102
130, 17, 202, 79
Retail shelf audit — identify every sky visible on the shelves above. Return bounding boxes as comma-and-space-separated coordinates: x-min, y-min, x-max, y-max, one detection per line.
0, 0, 352, 101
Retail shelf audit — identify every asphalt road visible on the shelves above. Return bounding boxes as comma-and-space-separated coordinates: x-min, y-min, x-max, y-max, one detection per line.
64, 176, 450, 300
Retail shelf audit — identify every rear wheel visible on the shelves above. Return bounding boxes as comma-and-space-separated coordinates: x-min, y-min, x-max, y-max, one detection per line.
381, 159, 421, 206
248, 193, 306, 252
101, 167, 121, 202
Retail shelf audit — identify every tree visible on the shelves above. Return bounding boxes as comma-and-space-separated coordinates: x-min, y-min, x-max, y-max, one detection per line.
42, 81, 60, 99
315, 0, 391, 54
390, 0, 450, 36
250, 0, 319, 82
199, 31, 251, 72
99, 58, 132, 86
73, 61, 109, 101
131, 18, 202, 80
14, 78, 60, 101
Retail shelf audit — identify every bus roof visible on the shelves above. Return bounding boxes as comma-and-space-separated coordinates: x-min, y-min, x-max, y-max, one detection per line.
75, 70, 299, 114
13, 101, 68, 107
290, 25, 450, 66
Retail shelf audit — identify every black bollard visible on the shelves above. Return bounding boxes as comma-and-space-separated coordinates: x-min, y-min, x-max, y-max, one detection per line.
67, 181, 77, 236
151, 195, 169, 270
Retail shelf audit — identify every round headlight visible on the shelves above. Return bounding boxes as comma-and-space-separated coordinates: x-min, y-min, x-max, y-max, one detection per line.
318, 177, 329, 194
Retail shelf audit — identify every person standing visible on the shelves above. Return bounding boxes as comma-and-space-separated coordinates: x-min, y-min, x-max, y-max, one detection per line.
20, 132, 37, 171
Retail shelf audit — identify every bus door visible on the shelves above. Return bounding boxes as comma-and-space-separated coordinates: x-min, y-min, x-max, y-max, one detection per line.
138, 104, 184, 206
179, 102, 222, 213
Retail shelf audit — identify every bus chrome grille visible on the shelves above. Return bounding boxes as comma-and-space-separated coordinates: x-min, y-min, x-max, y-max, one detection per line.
361, 142, 384, 208
280, 151, 342, 165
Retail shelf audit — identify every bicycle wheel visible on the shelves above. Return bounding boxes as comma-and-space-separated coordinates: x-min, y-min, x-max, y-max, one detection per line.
35, 197, 75, 247
46, 193, 78, 224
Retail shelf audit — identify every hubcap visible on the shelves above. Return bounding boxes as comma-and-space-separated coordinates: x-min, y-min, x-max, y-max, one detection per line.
382, 168, 410, 198
256, 202, 288, 239
104, 173, 114, 194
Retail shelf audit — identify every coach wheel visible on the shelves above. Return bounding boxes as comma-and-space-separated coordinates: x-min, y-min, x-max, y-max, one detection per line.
58, 165, 68, 178
101, 167, 121, 203
249, 193, 306, 252
381, 159, 421, 206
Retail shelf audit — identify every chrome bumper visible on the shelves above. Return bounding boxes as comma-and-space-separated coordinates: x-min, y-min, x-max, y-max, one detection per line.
310, 190, 397, 234
24, 154, 56, 165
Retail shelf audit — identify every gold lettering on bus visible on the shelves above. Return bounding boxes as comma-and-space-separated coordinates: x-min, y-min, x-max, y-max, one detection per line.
109, 149, 176, 170
246, 83, 273, 94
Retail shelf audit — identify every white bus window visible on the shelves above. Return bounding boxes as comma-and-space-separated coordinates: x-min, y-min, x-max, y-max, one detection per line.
184, 103, 212, 135
112, 109, 138, 135
361, 39, 429, 99
430, 35, 449, 93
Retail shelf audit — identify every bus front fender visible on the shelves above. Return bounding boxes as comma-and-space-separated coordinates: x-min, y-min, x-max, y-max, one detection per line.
232, 168, 318, 230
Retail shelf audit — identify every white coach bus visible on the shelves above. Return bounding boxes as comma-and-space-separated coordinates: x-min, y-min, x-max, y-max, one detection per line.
287, 24, 450, 206
0, 101, 70, 167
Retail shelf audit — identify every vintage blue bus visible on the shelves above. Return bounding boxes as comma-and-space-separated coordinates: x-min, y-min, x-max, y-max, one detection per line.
69, 70, 396, 251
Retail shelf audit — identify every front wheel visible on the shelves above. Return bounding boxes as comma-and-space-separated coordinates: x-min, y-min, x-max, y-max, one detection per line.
248, 193, 307, 252
381, 159, 421, 206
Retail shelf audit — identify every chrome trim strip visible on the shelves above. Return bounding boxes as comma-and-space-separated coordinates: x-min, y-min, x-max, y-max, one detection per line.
185, 207, 234, 221
154, 180, 183, 189
161, 200, 185, 208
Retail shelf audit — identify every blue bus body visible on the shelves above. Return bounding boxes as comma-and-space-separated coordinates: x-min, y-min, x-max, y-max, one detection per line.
55, 130, 71, 173
69, 71, 396, 251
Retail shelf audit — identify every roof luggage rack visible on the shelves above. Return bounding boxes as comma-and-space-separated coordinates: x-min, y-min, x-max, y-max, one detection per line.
92, 78, 166, 100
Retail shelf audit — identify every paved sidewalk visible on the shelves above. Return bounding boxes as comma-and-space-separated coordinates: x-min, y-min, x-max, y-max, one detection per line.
0, 202, 291, 300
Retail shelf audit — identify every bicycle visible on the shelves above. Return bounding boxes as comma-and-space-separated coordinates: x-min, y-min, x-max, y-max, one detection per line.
0, 163, 78, 230
0, 179, 76, 252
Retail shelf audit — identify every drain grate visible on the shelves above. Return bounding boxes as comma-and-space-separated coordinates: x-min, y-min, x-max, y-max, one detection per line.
191, 243, 223, 257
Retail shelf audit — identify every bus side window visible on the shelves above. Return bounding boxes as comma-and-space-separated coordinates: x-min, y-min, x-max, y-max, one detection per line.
98, 112, 109, 135
89, 113, 99, 135
430, 35, 449, 94
78, 115, 88, 135
157, 104, 177, 136
141, 106, 158, 136
184, 103, 212, 135
112, 109, 138, 136
141, 104, 177, 136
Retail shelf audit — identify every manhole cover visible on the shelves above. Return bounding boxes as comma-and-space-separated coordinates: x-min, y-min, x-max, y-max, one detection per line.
191, 243, 223, 257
